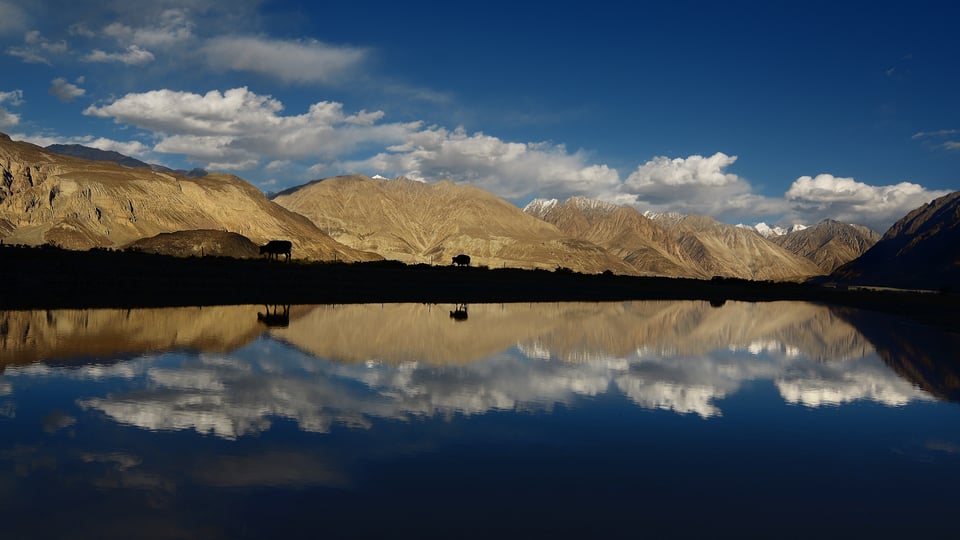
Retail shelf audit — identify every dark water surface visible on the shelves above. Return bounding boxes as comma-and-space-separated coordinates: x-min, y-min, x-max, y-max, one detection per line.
1, 301, 959, 539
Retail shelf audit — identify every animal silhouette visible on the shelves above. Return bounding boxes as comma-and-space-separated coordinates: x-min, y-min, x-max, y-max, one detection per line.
257, 304, 291, 327
260, 240, 292, 262
449, 303, 468, 321
451, 254, 470, 266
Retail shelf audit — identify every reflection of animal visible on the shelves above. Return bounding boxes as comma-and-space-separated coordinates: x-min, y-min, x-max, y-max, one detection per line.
260, 240, 292, 262
258, 304, 290, 328
450, 303, 468, 321
451, 254, 470, 266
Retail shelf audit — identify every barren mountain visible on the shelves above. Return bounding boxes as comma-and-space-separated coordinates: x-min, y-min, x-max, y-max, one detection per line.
770, 219, 880, 273
648, 213, 823, 280
524, 196, 704, 277
125, 229, 261, 258
0, 134, 378, 261
831, 190, 960, 290
272, 175, 634, 274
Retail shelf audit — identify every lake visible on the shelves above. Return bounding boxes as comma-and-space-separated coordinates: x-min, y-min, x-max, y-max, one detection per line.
1, 301, 959, 539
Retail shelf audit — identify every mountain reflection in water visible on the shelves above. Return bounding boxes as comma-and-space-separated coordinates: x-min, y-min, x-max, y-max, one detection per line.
1, 301, 954, 434
2, 301, 960, 539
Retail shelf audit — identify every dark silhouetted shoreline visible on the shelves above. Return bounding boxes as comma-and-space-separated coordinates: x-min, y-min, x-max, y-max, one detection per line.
2, 245, 957, 331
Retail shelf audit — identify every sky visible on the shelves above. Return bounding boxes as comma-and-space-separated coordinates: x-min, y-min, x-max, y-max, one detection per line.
0, 0, 957, 232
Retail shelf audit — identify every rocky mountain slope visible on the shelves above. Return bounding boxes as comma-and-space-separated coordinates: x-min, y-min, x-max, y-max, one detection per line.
524, 196, 704, 277
46, 143, 208, 177
831, 190, 960, 290
272, 175, 634, 274
770, 219, 880, 273
0, 134, 378, 261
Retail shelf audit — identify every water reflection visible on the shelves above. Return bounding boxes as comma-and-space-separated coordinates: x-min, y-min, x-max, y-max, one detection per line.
0, 301, 953, 438
2, 301, 960, 538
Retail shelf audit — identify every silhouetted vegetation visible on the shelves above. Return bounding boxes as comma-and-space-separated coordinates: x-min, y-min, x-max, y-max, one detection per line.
1, 244, 958, 331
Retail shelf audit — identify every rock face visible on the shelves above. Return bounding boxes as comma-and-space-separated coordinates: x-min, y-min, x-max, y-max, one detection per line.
272, 175, 635, 274
0, 134, 379, 262
524, 196, 703, 277
125, 230, 261, 259
831, 191, 960, 290
770, 219, 880, 273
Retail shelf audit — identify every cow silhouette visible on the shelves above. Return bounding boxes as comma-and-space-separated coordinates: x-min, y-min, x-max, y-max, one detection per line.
260, 240, 292, 262
451, 254, 470, 266
450, 303, 468, 321
258, 304, 291, 328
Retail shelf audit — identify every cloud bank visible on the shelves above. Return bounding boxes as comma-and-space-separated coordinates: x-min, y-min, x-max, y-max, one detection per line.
79, 85, 951, 229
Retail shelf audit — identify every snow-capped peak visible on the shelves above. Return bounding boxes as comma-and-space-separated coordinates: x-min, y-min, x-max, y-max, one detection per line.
523, 198, 559, 216
643, 210, 685, 224
371, 174, 387, 180
735, 222, 808, 237
567, 196, 619, 214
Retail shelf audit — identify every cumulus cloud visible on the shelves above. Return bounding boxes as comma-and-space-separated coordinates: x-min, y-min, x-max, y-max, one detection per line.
84, 86, 417, 168
783, 174, 952, 232
613, 152, 785, 220
48, 77, 86, 102
343, 126, 622, 199
84, 137, 150, 157
83, 44, 155, 65
201, 36, 368, 84
0, 89, 24, 129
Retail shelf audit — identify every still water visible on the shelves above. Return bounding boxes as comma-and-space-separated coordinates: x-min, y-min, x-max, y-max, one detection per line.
1, 301, 958, 539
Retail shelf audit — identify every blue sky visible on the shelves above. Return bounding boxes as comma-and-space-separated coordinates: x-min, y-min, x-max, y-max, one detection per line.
1, 0, 957, 231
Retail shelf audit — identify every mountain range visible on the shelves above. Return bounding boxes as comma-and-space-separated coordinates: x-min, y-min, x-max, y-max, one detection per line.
1, 134, 955, 287
0, 134, 379, 262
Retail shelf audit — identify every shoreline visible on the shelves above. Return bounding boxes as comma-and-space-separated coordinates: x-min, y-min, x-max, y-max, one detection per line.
2, 245, 958, 331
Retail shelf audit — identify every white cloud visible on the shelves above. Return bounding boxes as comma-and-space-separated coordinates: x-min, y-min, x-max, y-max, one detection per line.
85, 137, 150, 157
102, 9, 194, 48
207, 159, 259, 171
784, 174, 952, 232
943, 141, 960, 151
626, 153, 742, 187
343, 126, 622, 199
0, 89, 24, 107
84, 87, 419, 168
201, 36, 368, 84
49, 77, 86, 102
12, 132, 150, 158
7, 30, 67, 65
83, 44, 155, 65
614, 152, 785, 220
0, 89, 23, 129
912, 129, 959, 139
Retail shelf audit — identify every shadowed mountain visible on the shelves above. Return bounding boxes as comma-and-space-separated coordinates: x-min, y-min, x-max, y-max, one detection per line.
45, 143, 208, 177
0, 134, 379, 261
524, 197, 704, 278
125, 230, 261, 258
646, 213, 823, 280
770, 219, 880, 273
831, 305, 960, 403
830, 190, 960, 290
272, 175, 634, 274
